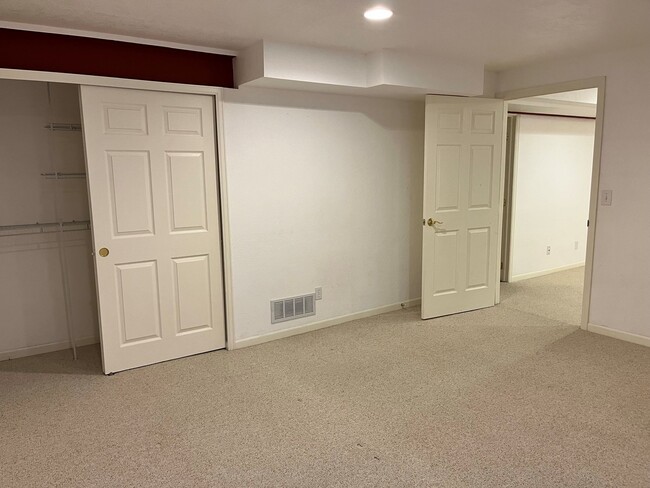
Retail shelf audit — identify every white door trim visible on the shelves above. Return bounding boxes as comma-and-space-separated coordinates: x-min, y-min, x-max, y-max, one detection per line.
497, 76, 606, 331
0, 68, 226, 95
0, 67, 236, 350
500, 115, 520, 283
213, 91, 236, 350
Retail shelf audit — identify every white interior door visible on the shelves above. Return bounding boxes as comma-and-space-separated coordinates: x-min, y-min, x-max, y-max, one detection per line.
422, 95, 505, 319
80, 86, 225, 373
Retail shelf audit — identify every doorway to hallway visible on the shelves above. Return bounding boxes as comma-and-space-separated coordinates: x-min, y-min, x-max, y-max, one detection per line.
500, 87, 598, 327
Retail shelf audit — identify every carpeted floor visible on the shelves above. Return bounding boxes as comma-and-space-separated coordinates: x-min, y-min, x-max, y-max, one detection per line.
1, 275, 649, 487
500, 266, 585, 326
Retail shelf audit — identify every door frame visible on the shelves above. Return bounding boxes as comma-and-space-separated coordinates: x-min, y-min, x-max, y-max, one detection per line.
0, 67, 236, 350
500, 115, 518, 283
496, 76, 606, 330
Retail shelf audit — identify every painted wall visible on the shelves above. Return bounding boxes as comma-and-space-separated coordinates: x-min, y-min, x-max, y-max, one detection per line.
511, 115, 594, 279
221, 87, 424, 342
497, 43, 650, 339
0, 80, 98, 359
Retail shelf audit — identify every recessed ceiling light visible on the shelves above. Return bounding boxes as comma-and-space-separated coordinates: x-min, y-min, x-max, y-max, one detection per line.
364, 6, 393, 21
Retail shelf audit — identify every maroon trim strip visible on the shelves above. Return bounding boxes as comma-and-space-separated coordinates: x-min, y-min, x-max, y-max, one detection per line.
0, 28, 234, 88
508, 111, 596, 120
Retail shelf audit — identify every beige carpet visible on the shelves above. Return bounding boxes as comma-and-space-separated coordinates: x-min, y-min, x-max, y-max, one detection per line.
1, 301, 649, 486
500, 267, 585, 326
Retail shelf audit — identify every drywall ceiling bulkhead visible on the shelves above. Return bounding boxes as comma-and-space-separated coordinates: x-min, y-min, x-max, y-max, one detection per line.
235, 41, 485, 99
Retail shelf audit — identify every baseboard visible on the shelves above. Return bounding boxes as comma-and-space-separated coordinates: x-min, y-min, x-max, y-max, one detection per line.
510, 262, 585, 282
0, 336, 99, 362
587, 323, 650, 348
233, 298, 421, 349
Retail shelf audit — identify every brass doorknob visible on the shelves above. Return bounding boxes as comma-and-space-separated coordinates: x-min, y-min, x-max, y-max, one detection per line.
427, 218, 444, 226
98, 247, 109, 257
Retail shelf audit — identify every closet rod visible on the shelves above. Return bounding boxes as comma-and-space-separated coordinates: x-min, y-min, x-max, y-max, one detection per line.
41, 172, 87, 179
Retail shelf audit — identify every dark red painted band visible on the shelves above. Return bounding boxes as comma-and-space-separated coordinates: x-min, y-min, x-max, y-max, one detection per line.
0, 28, 234, 88
508, 111, 596, 120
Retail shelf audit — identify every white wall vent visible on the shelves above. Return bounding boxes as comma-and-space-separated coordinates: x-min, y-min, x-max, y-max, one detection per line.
271, 293, 315, 324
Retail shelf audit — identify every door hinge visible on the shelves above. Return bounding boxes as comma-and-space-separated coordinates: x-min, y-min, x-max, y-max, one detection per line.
587, 219, 590, 227
500, 262, 504, 270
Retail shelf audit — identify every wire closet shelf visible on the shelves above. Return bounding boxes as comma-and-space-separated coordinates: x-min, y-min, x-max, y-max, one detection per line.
0, 220, 91, 238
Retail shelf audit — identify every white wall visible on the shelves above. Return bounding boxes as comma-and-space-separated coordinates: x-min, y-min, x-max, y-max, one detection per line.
0, 80, 98, 359
497, 43, 650, 340
511, 115, 594, 279
538, 88, 598, 104
221, 87, 424, 342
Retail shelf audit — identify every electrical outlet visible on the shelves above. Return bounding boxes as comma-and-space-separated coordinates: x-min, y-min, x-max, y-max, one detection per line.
574, 241, 579, 250
315, 287, 322, 300
546, 246, 551, 255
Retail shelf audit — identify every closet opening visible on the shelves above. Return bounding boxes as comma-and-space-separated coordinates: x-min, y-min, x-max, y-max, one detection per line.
1, 78, 228, 373
0, 79, 98, 362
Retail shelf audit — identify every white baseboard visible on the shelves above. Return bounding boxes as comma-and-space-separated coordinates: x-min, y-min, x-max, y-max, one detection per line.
0, 336, 99, 362
588, 323, 650, 348
510, 262, 585, 282
233, 298, 421, 349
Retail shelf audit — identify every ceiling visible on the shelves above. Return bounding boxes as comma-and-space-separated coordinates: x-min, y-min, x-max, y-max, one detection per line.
2, 0, 650, 71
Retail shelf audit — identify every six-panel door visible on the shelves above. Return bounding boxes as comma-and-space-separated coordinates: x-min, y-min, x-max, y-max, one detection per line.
422, 96, 505, 319
80, 86, 225, 373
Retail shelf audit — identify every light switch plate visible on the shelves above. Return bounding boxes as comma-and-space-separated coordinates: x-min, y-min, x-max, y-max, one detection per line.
601, 190, 613, 206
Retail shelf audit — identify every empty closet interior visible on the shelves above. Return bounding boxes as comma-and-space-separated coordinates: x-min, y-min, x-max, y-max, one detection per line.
0, 79, 97, 361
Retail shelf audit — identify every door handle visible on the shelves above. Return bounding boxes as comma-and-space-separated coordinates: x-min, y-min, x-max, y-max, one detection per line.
427, 218, 444, 226
98, 247, 110, 257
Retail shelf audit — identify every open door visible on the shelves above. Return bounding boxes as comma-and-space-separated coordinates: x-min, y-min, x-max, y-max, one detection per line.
421, 95, 505, 319
80, 86, 226, 373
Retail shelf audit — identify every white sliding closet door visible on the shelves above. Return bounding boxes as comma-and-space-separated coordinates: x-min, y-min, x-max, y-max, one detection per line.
80, 86, 225, 374
421, 95, 505, 319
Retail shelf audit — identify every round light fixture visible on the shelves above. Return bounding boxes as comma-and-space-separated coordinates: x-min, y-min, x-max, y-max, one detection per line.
364, 6, 393, 21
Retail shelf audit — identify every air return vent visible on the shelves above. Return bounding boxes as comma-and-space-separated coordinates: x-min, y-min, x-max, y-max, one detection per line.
271, 293, 316, 324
